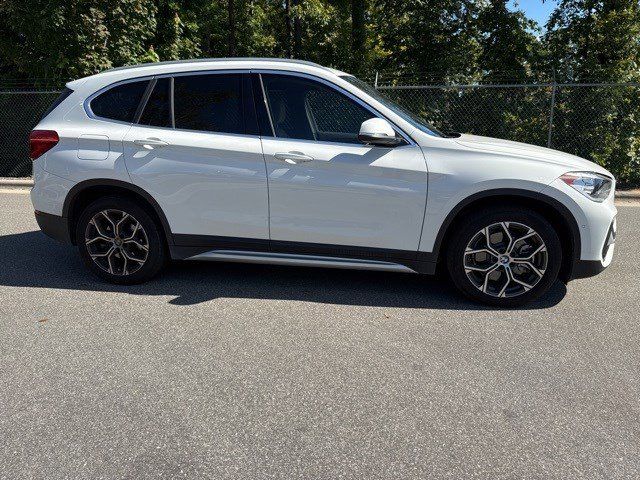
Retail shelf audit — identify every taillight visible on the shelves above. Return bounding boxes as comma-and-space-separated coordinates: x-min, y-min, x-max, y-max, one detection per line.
29, 130, 59, 160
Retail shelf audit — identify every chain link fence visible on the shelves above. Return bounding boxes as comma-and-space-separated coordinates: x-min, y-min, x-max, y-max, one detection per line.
380, 82, 640, 185
0, 89, 62, 177
1, 82, 639, 184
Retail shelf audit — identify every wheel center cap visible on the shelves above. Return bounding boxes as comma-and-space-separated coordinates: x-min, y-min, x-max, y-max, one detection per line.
114, 237, 123, 247
499, 255, 510, 265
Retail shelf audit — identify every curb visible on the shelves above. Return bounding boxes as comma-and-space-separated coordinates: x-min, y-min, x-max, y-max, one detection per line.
0, 178, 33, 187
1, 177, 639, 199
615, 189, 640, 199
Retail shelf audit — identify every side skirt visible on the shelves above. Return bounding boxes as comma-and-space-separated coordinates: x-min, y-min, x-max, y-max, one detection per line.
169, 235, 436, 274
186, 250, 418, 273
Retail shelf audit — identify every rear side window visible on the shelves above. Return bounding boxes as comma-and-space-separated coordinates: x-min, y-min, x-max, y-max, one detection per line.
139, 78, 172, 128
41, 87, 73, 120
173, 74, 244, 134
90, 80, 149, 122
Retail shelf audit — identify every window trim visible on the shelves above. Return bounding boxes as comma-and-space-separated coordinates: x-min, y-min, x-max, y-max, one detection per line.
85, 76, 154, 125
251, 70, 416, 146
86, 70, 254, 136
84, 68, 415, 144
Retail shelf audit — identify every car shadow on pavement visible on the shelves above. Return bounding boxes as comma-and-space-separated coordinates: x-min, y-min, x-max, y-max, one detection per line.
0, 230, 567, 310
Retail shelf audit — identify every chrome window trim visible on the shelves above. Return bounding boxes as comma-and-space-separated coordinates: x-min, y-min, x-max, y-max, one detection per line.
84, 69, 249, 127
84, 76, 154, 125
251, 69, 416, 146
84, 68, 415, 145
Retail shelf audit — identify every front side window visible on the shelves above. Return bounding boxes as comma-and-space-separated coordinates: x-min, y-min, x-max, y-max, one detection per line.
173, 74, 244, 134
260, 74, 376, 144
90, 80, 149, 123
340, 75, 444, 137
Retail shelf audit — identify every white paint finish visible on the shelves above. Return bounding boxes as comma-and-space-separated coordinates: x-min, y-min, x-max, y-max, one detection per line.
123, 126, 269, 238
455, 134, 611, 174
187, 250, 416, 273
261, 138, 428, 250
359, 117, 396, 138
417, 133, 616, 255
40, 102, 132, 184
29, 58, 618, 274
30, 159, 74, 216
77, 134, 109, 160
541, 178, 617, 262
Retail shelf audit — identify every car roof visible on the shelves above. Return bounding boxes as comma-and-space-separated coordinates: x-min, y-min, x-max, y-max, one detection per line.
67, 58, 349, 89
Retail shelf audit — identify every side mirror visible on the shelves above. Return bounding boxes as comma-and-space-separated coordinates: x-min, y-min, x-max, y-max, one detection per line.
358, 118, 402, 147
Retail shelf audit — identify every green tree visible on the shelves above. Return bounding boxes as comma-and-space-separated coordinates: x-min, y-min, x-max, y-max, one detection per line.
154, 0, 201, 60
370, 0, 483, 81
457, 0, 549, 146
545, 0, 640, 184
0, 0, 157, 80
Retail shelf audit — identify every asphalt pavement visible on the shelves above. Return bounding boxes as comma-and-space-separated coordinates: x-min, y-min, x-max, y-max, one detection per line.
1, 191, 639, 479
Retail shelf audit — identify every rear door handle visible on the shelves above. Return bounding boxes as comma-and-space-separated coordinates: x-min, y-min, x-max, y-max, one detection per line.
274, 151, 314, 164
134, 138, 169, 149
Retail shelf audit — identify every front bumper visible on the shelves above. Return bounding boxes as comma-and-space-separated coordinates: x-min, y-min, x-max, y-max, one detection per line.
34, 210, 72, 244
569, 216, 616, 280
542, 178, 617, 281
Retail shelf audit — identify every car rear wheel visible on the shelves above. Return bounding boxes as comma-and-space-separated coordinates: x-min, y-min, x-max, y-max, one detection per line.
446, 208, 562, 307
76, 197, 167, 284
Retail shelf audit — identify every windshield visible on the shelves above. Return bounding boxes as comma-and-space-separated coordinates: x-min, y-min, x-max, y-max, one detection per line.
340, 75, 445, 137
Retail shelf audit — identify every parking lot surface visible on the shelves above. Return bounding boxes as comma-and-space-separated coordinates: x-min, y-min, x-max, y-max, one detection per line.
1, 192, 639, 479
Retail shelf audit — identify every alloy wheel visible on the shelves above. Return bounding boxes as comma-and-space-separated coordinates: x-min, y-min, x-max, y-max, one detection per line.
84, 209, 149, 276
463, 221, 548, 298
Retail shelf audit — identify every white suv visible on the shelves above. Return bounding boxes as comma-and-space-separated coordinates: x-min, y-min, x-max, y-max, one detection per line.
30, 58, 617, 306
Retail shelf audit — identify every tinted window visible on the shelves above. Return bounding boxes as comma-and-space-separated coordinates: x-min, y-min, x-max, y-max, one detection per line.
41, 87, 73, 120
174, 74, 244, 134
90, 80, 149, 122
260, 74, 375, 143
340, 75, 444, 137
139, 78, 172, 128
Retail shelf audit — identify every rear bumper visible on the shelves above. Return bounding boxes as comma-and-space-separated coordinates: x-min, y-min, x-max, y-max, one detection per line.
34, 210, 72, 244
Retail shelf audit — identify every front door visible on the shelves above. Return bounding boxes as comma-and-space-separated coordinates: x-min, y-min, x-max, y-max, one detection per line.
257, 73, 428, 253
123, 73, 269, 242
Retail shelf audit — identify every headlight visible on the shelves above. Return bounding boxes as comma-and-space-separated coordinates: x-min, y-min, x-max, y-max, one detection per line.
560, 172, 613, 202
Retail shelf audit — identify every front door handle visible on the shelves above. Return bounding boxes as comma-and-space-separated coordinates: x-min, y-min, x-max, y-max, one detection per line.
274, 151, 314, 164
134, 138, 169, 149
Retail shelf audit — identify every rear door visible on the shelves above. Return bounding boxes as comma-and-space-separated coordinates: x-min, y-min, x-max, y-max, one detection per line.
123, 72, 269, 242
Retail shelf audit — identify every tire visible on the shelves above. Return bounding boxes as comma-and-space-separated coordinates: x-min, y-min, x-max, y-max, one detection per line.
76, 196, 167, 284
446, 207, 562, 307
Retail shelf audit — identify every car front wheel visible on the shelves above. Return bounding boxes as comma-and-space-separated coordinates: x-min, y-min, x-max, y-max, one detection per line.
446, 208, 562, 307
76, 197, 167, 284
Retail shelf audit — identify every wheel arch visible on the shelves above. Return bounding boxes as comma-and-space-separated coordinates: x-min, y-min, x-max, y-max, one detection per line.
430, 189, 581, 281
63, 179, 174, 246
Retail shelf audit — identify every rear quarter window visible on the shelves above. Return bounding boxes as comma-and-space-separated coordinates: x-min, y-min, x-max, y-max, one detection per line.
41, 87, 74, 120
90, 80, 150, 123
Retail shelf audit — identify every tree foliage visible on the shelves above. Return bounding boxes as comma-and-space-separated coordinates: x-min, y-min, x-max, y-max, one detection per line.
0, 0, 638, 183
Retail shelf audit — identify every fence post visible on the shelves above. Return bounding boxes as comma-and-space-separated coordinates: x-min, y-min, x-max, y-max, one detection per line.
374, 71, 379, 89
547, 72, 557, 148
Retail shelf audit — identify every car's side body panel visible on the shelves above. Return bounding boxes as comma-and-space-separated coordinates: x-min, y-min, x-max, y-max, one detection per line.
261, 138, 428, 251
123, 126, 269, 240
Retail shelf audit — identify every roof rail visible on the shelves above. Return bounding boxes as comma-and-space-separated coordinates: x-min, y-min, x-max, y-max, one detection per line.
103, 57, 326, 74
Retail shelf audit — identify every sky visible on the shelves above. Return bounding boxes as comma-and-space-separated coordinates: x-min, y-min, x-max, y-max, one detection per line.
508, 0, 558, 28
